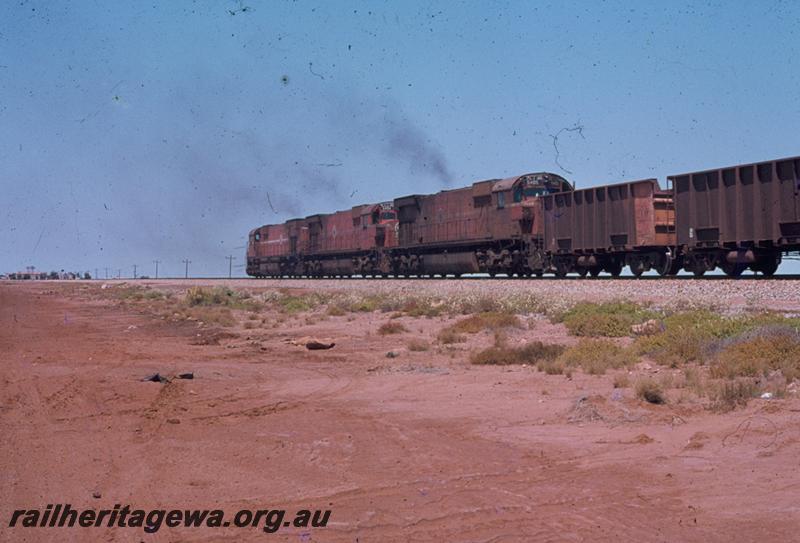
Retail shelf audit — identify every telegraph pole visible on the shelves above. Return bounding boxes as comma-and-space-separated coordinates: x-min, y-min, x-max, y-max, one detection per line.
94, 268, 98, 280
133, 264, 138, 279
117, 269, 121, 279
153, 260, 161, 279
104, 267, 109, 279
226, 255, 236, 279
182, 259, 191, 279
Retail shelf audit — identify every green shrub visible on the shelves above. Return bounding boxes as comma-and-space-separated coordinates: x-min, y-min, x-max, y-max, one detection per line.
186, 286, 256, 309
557, 301, 658, 337
636, 310, 800, 366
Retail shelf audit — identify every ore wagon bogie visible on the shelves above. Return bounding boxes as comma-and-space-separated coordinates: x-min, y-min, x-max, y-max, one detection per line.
246, 155, 799, 278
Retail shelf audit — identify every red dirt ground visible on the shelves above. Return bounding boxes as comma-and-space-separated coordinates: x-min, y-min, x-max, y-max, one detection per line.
2, 281, 799, 542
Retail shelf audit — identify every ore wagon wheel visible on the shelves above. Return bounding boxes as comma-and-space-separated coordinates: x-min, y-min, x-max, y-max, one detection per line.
605, 260, 623, 278
577, 268, 588, 278
656, 252, 681, 277
554, 260, 570, 278
589, 266, 602, 278
720, 260, 747, 277
630, 258, 646, 278
753, 253, 780, 277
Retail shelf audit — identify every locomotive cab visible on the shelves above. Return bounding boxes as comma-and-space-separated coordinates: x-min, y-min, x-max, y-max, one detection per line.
512, 173, 573, 203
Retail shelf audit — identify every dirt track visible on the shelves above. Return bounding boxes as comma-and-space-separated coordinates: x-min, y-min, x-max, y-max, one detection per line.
2, 281, 799, 542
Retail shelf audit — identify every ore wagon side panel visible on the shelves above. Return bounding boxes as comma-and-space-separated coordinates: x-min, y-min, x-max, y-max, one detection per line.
670, 156, 800, 249
544, 179, 673, 253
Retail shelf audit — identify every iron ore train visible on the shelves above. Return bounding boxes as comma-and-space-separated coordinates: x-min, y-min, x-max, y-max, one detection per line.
247, 155, 800, 278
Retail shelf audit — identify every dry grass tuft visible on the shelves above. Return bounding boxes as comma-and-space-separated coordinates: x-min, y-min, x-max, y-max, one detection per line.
635, 379, 666, 404
407, 338, 431, 352
471, 341, 565, 366
709, 379, 760, 412
447, 312, 521, 335
709, 328, 800, 381
437, 328, 466, 344
378, 321, 408, 335
556, 339, 638, 375
613, 374, 631, 388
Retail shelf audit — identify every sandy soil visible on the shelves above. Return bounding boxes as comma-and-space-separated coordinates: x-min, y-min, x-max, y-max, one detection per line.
2, 280, 799, 542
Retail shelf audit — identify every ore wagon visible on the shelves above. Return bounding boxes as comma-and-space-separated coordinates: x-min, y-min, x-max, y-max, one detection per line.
669, 156, 800, 276
541, 179, 677, 277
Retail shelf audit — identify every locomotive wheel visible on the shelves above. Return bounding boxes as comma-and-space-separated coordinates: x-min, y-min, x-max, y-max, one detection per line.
692, 268, 706, 277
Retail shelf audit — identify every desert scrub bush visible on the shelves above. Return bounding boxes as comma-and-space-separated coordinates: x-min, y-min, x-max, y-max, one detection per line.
436, 328, 466, 344
556, 339, 638, 375
613, 374, 630, 388
276, 292, 334, 313
446, 312, 521, 335
326, 304, 346, 316
400, 298, 446, 318
378, 321, 408, 335
407, 339, 431, 352
709, 327, 800, 381
636, 311, 800, 367
555, 301, 658, 337
186, 286, 257, 310
635, 378, 666, 404
115, 286, 172, 302
709, 379, 760, 411
471, 341, 565, 366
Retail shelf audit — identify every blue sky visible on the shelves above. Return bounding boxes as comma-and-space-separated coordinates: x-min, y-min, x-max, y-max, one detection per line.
1, 0, 798, 277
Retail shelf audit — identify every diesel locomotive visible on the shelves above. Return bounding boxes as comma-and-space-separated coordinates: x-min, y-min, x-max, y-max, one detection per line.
246, 155, 800, 278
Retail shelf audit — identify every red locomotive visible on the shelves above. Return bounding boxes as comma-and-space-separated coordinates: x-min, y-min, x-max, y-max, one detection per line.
246, 156, 799, 278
